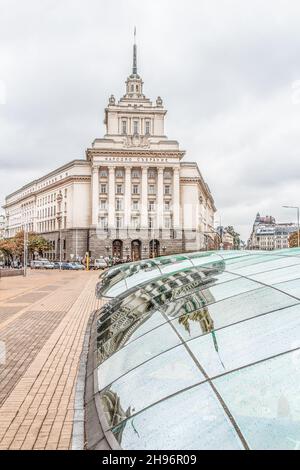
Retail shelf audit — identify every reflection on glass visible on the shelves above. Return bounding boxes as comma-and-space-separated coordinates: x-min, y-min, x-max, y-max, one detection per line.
172, 286, 297, 343
188, 303, 300, 378
112, 382, 245, 450
97, 323, 181, 390
213, 351, 300, 450
96, 265, 226, 361
100, 345, 204, 428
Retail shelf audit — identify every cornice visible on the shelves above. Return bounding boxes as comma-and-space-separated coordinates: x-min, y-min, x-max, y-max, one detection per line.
4, 175, 91, 209
86, 148, 185, 160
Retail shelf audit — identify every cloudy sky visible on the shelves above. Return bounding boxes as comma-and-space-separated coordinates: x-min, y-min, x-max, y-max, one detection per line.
1, 0, 300, 240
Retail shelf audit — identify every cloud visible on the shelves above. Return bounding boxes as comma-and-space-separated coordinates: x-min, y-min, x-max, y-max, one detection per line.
1, 0, 300, 241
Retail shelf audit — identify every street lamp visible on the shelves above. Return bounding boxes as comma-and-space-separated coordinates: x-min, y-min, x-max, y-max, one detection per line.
56, 191, 63, 269
282, 205, 300, 248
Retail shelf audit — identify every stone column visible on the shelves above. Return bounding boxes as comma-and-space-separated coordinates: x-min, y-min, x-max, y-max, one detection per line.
92, 166, 99, 226
108, 166, 115, 229
173, 167, 180, 229
141, 166, 148, 228
157, 167, 164, 229
124, 166, 131, 228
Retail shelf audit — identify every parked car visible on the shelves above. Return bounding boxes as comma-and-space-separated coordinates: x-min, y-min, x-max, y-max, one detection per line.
43, 262, 55, 269
94, 258, 108, 270
67, 262, 85, 271
61, 262, 72, 270
31, 260, 45, 269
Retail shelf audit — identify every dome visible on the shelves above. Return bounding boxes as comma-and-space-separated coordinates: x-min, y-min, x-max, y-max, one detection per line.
87, 249, 300, 450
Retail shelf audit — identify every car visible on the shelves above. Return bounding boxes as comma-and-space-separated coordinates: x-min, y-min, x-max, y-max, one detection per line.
31, 260, 45, 269
52, 262, 70, 270
94, 258, 108, 270
67, 262, 85, 270
43, 262, 55, 269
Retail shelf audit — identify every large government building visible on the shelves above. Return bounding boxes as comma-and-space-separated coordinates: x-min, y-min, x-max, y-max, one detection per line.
2, 38, 216, 262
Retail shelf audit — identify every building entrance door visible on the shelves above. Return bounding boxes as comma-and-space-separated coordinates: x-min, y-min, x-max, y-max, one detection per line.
131, 240, 141, 261
112, 239, 123, 259
149, 239, 160, 258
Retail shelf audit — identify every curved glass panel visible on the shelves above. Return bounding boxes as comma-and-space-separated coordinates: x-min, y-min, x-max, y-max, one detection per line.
94, 249, 300, 450
112, 382, 245, 450
213, 351, 300, 450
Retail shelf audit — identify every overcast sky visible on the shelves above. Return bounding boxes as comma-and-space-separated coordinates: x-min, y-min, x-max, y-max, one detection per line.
1, 0, 300, 240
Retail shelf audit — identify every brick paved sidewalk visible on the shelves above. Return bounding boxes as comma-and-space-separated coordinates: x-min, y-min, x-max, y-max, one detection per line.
0, 270, 100, 450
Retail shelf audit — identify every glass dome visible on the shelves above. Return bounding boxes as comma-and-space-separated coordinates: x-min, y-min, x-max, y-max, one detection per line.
92, 249, 300, 450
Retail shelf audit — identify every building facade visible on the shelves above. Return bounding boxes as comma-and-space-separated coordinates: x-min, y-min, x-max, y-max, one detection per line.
2, 39, 216, 261
248, 213, 297, 250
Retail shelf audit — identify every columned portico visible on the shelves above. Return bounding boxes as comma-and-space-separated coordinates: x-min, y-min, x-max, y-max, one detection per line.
124, 166, 131, 228
92, 166, 99, 226
157, 167, 164, 229
108, 166, 115, 228
173, 167, 180, 229
141, 166, 148, 228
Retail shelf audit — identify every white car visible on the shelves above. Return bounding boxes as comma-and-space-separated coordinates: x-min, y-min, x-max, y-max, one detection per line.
94, 258, 108, 270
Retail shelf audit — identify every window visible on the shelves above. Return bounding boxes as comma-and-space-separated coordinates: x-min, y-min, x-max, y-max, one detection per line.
149, 170, 156, 179
164, 201, 170, 211
100, 184, 107, 194
100, 170, 107, 177
164, 185, 171, 195
148, 201, 155, 211
164, 171, 172, 179
116, 217, 123, 229
116, 169, 124, 178
122, 120, 127, 135
132, 170, 140, 178
136, 84, 139, 92
116, 184, 123, 194
145, 120, 150, 135
132, 200, 139, 210
100, 200, 107, 210
133, 120, 139, 135
132, 217, 140, 229
131, 84, 134, 92
100, 217, 108, 229
116, 199, 123, 211
149, 185, 156, 195
164, 217, 171, 229
132, 184, 139, 194
148, 217, 154, 229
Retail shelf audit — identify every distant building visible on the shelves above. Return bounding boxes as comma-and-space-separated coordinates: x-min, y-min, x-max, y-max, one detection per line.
0, 214, 5, 239
248, 213, 297, 250
216, 226, 235, 250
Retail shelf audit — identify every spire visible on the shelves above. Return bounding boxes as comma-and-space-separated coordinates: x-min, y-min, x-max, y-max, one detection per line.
132, 26, 137, 75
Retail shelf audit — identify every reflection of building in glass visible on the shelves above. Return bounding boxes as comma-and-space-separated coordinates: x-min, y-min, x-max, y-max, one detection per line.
178, 307, 214, 335
97, 263, 223, 363
100, 389, 132, 440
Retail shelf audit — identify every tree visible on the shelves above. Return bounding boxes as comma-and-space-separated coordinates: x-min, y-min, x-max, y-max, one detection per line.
0, 238, 16, 263
0, 231, 51, 263
224, 226, 240, 250
288, 231, 300, 248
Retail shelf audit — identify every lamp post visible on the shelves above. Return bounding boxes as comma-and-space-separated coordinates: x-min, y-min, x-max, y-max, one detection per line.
283, 205, 300, 248
23, 225, 27, 277
56, 191, 63, 269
